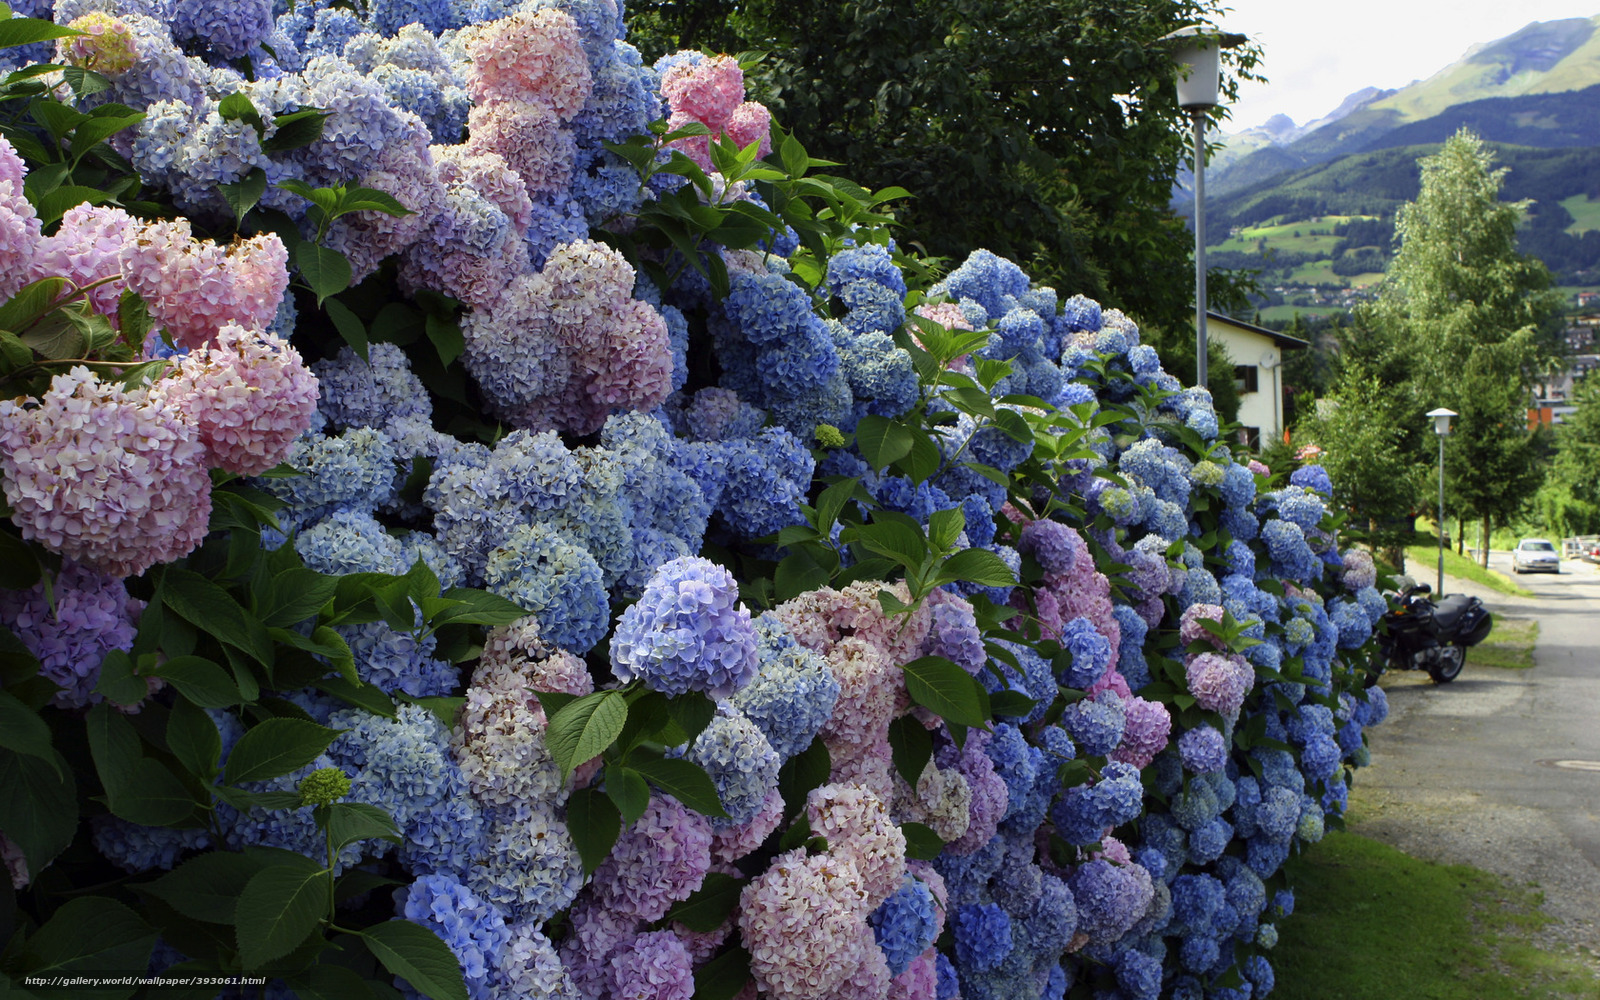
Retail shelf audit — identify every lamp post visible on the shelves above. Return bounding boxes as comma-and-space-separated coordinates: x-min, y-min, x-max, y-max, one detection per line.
1161, 26, 1247, 392
1426, 407, 1456, 594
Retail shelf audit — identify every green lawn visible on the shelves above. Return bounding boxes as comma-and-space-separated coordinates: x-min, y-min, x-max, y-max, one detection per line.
1274, 831, 1600, 999
1213, 215, 1380, 256
1405, 535, 1534, 599
1559, 194, 1600, 235
1257, 304, 1344, 323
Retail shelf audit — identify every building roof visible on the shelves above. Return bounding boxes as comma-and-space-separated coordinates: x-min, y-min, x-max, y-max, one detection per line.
1205, 311, 1310, 350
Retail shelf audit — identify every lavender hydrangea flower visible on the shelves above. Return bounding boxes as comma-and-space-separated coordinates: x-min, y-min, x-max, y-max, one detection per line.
611, 556, 758, 699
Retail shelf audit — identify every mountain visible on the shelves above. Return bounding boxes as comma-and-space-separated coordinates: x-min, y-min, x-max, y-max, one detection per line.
1190, 15, 1600, 204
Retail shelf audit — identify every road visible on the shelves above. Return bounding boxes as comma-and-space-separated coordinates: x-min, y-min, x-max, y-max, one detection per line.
1353, 551, 1600, 960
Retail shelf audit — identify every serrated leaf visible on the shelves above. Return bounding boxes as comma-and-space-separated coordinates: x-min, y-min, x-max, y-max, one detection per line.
16, 897, 155, 984
887, 714, 932, 787
662, 871, 745, 933
0, 15, 82, 49
223, 717, 343, 785
166, 697, 222, 778
262, 108, 328, 152
424, 314, 462, 367
143, 849, 274, 923
161, 566, 275, 667
902, 655, 990, 728
604, 764, 651, 828
338, 186, 411, 217
900, 822, 944, 860
0, 276, 66, 332
0, 745, 76, 878
933, 547, 1018, 588
360, 920, 469, 1000
0, 688, 53, 766
928, 506, 966, 553
777, 739, 830, 822
154, 655, 240, 708
326, 801, 401, 850
544, 690, 628, 779
323, 296, 368, 362
220, 166, 268, 222
315, 675, 396, 719
565, 786, 622, 876
629, 755, 728, 818
236, 862, 328, 968
296, 242, 352, 304
855, 414, 914, 471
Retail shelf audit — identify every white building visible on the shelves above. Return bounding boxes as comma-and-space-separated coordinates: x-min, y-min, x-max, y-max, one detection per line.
1205, 311, 1308, 449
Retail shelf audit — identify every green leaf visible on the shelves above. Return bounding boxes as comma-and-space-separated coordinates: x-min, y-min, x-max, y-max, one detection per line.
900, 822, 944, 860
15, 897, 155, 987
285, 962, 384, 1000
901, 655, 990, 728
315, 675, 396, 719
223, 717, 343, 785
220, 166, 269, 223
544, 690, 627, 780
855, 414, 914, 471
933, 547, 1018, 588
777, 739, 830, 821
629, 755, 729, 818
295, 242, 351, 304
887, 714, 932, 787
846, 513, 928, 571
897, 430, 942, 485
161, 566, 275, 667
236, 862, 330, 969
326, 801, 402, 850
67, 109, 143, 163
143, 849, 275, 924
338, 186, 412, 217
361, 920, 469, 1000
0, 746, 77, 878
32, 184, 110, 227
261, 567, 339, 628
662, 871, 745, 933
86, 703, 196, 826
0, 276, 65, 332
0, 688, 53, 766
0, 15, 82, 49
262, 108, 329, 152
16, 309, 86, 360
154, 655, 240, 708
988, 689, 1039, 719
692, 944, 752, 1000
663, 691, 716, 745
429, 587, 530, 628
604, 764, 651, 829
813, 477, 859, 534
322, 295, 368, 362
218, 90, 263, 130
774, 547, 833, 602
927, 507, 966, 553
564, 786, 622, 877
425, 313, 463, 368
166, 697, 222, 778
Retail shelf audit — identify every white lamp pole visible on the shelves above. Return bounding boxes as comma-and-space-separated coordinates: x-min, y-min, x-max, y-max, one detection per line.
1162, 26, 1246, 392
1426, 407, 1457, 594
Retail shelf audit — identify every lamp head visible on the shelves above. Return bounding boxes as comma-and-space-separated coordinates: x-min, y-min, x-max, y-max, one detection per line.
1160, 26, 1248, 110
1425, 407, 1457, 436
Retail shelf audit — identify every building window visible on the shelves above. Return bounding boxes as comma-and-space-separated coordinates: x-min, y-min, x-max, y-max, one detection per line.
1234, 364, 1259, 394
1238, 426, 1261, 450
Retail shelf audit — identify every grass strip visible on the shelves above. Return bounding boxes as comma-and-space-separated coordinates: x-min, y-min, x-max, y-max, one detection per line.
1471, 616, 1538, 670
1404, 540, 1533, 599
1273, 831, 1599, 999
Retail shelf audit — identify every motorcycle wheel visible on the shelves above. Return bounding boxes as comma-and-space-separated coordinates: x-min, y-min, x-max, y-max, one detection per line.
1427, 645, 1466, 684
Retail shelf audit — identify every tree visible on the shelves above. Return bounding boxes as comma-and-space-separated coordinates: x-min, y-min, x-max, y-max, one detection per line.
1361, 129, 1565, 563
626, 0, 1262, 338
1536, 376, 1600, 536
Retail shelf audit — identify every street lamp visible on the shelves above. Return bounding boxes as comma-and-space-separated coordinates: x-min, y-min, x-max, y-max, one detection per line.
1426, 407, 1456, 594
1161, 25, 1247, 391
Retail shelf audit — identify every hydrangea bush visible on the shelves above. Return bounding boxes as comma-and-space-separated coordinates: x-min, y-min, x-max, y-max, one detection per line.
0, 3, 1391, 999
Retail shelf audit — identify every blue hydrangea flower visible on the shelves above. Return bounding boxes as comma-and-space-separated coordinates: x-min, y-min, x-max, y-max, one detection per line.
1061, 691, 1126, 757
482, 523, 610, 653
1058, 617, 1112, 689
953, 902, 1013, 973
610, 556, 758, 699
678, 703, 780, 826
397, 874, 509, 1000
870, 874, 940, 976
731, 614, 840, 761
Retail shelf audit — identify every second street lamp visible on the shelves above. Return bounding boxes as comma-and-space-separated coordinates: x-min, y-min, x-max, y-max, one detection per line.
1425, 407, 1457, 594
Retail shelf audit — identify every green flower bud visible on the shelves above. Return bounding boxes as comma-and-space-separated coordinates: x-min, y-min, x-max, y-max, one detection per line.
814, 423, 845, 449
298, 767, 351, 807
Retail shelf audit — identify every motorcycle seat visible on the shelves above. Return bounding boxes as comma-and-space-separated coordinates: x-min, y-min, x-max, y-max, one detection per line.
1433, 594, 1474, 630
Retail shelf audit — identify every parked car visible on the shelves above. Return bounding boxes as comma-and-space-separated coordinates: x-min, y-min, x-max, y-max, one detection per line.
1511, 538, 1561, 574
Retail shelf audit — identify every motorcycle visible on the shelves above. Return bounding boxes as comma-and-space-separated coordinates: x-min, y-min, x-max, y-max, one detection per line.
1369, 580, 1493, 684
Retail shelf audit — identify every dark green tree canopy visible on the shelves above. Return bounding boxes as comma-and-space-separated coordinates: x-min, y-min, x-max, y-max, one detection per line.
627, 0, 1261, 336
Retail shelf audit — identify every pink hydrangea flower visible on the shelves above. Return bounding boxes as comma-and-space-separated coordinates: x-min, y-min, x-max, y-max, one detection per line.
119, 220, 288, 351
154, 324, 318, 475
712, 787, 786, 864
819, 638, 899, 758
887, 950, 940, 1000
591, 795, 713, 921
1179, 602, 1228, 650
0, 135, 42, 299
806, 783, 907, 909
26, 204, 138, 320
942, 730, 1007, 856
1109, 694, 1172, 769
433, 145, 535, 237
58, 12, 139, 76
1184, 651, 1254, 717
1341, 548, 1377, 591
1, 833, 28, 890
739, 849, 872, 1000
462, 9, 591, 118
661, 54, 745, 132
0, 367, 210, 577
605, 929, 694, 1000
465, 99, 576, 200
725, 101, 773, 158
323, 142, 446, 285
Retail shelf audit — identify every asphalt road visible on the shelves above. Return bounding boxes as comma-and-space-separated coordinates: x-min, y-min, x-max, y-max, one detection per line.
1352, 551, 1600, 959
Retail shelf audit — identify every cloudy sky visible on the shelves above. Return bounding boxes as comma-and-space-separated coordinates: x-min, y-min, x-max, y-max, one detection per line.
1213, 1, 1600, 131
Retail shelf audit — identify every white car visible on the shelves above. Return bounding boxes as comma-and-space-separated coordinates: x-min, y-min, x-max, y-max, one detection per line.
1511, 538, 1560, 574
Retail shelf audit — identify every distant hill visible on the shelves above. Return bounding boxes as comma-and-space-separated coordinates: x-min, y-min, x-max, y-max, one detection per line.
1186, 15, 1600, 206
